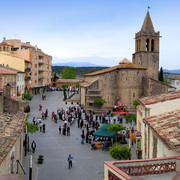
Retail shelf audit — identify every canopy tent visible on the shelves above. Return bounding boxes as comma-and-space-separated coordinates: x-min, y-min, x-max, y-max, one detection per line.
93, 124, 116, 138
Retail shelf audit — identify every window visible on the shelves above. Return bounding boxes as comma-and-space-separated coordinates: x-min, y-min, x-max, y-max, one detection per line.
177, 82, 179, 85
29, 72, 32, 76
35, 64, 37, 68
89, 103, 92, 106
133, 92, 135, 98
35, 56, 37, 59
35, 72, 37, 76
7, 76, 9, 83
17, 75, 19, 81
146, 39, 149, 51
35, 80, 37, 84
47, 79, 49, 83
151, 39, 154, 51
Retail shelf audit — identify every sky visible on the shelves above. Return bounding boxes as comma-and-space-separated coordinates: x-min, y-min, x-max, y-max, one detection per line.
0, 0, 180, 69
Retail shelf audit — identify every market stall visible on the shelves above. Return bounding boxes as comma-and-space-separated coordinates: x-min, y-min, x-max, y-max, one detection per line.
92, 124, 116, 149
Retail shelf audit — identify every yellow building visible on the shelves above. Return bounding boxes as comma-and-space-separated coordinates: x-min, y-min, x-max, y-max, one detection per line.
0, 38, 52, 94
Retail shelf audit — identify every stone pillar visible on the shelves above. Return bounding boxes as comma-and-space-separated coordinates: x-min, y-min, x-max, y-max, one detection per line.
4, 84, 11, 98
0, 89, 4, 112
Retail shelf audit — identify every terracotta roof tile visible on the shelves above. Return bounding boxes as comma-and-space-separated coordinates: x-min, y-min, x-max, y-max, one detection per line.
0, 111, 25, 163
138, 90, 180, 106
144, 109, 180, 151
84, 63, 146, 76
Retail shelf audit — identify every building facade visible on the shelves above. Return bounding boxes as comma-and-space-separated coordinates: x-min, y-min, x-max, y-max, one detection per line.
79, 12, 175, 113
136, 90, 180, 159
0, 38, 52, 95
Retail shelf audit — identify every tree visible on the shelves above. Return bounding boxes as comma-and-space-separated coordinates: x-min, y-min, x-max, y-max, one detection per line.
109, 143, 131, 160
133, 100, 140, 107
94, 98, 106, 106
124, 114, 136, 124
25, 114, 39, 133
61, 66, 76, 79
159, 67, 164, 82
24, 93, 33, 101
108, 124, 126, 143
53, 73, 59, 86
62, 84, 68, 100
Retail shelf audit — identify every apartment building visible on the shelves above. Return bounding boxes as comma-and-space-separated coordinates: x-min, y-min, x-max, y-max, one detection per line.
0, 38, 52, 95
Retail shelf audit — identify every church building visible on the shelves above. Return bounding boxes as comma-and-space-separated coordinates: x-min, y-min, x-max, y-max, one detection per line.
79, 12, 175, 112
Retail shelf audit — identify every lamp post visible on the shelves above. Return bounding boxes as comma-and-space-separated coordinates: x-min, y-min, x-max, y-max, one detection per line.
29, 155, 32, 180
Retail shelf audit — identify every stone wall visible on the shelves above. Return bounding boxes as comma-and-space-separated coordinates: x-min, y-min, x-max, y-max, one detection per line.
0, 132, 24, 175
0, 90, 4, 112
4, 97, 25, 114
143, 78, 175, 97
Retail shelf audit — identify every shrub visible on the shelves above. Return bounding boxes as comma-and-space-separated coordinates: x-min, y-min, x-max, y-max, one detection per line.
94, 98, 106, 106
109, 144, 131, 160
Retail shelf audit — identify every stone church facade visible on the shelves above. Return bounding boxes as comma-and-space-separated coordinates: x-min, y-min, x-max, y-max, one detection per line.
79, 12, 175, 113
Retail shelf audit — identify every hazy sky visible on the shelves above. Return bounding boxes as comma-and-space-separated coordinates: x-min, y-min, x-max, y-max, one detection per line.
0, 0, 179, 69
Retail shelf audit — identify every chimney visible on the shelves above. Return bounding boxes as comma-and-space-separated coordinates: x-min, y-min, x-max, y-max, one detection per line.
26, 42, 30, 44
3, 37, 6, 41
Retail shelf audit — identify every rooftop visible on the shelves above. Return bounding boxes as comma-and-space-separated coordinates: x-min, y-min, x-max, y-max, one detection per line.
144, 109, 180, 151
84, 62, 146, 76
138, 90, 180, 106
0, 111, 25, 164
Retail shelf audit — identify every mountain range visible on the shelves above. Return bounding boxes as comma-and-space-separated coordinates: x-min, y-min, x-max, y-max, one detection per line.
52, 60, 180, 74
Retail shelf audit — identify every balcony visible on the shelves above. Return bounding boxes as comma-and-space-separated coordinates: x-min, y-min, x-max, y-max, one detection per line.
25, 76, 31, 80
25, 67, 31, 72
38, 75, 44, 79
38, 60, 45, 64
9, 81, 16, 87
38, 82, 44, 86
38, 67, 44, 71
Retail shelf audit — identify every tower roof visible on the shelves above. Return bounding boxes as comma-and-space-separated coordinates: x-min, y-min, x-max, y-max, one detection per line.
141, 11, 155, 33
119, 58, 131, 64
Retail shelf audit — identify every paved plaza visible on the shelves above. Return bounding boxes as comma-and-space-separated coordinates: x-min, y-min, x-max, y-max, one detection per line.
20, 91, 136, 180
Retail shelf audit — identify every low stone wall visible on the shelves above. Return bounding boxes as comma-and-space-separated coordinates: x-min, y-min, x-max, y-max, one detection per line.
4, 97, 25, 114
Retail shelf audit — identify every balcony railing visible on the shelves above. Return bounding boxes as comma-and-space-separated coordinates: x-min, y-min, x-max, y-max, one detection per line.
38, 67, 44, 71
25, 67, 31, 72
38, 82, 44, 86
25, 76, 31, 80
38, 75, 44, 79
38, 60, 45, 64
9, 82, 16, 87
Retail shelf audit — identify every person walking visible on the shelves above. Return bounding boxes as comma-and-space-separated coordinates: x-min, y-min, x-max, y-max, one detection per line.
31, 141, 36, 153
59, 126, 61, 134
39, 122, 43, 132
67, 154, 74, 169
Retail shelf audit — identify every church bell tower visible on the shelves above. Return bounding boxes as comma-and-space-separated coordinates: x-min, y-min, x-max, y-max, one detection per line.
132, 11, 160, 80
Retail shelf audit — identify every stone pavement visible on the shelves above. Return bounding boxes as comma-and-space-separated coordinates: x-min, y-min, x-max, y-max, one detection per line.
20, 91, 137, 180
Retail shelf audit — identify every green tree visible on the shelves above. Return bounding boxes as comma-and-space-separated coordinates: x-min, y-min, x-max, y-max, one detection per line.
61, 66, 76, 79
53, 73, 59, 86
133, 100, 140, 107
25, 114, 39, 133
124, 114, 136, 124
159, 67, 164, 82
24, 93, 33, 101
109, 143, 131, 160
62, 84, 68, 100
108, 124, 126, 143
94, 98, 106, 106
69, 67, 76, 79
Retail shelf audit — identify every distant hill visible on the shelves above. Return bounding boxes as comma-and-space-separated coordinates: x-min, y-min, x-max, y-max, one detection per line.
52, 66, 109, 77
164, 69, 180, 74
53, 62, 99, 67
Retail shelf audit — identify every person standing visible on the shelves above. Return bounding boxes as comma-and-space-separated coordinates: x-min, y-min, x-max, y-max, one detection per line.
31, 141, 36, 153
39, 122, 43, 132
67, 154, 73, 169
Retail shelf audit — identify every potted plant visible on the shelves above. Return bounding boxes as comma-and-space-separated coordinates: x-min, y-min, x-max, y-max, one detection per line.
37, 155, 44, 164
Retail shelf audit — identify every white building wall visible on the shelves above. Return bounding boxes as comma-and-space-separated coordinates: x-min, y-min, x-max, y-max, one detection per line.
146, 98, 180, 116
16, 72, 25, 98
